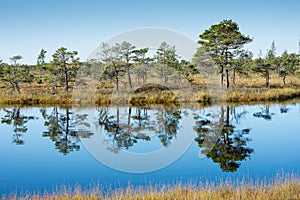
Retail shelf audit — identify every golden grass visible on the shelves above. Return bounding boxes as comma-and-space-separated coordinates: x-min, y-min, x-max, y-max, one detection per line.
194, 73, 300, 103
1, 87, 300, 106
195, 91, 211, 103
0, 73, 300, 106
0, 93, 73, 105
3, 174, 300, 200
128, 90, 178, 105
226, 88, 300, 102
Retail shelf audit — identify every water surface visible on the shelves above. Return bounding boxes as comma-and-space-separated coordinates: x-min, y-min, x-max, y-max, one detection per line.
0, 102, 299, 194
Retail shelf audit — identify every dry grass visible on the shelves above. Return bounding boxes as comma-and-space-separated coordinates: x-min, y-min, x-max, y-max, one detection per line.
193, 73, 300, 103
1, 73, 300, 106
0, 93, 73, 105
128, 90, 178, 105
226, 88, 300, 102
3, 174, 300, 200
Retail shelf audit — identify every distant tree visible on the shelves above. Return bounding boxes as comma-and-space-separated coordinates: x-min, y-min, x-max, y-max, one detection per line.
9, 55, 23, 93
132, 48, 152, 86
252, 52, 273, 87
50, 47, 80, 93
35, 49, 48, 85
155, 41, 179, 84
0, 55, 33, 93
10, 55, 22, 65
0, 59, 3, 78
279, 51, 299, 85
100, 43, 125, 91
198, 19, 252, 88
267, 41, 280, 74
232, 50, 253, 85
37, 49, 47, 66
118, 41, 135, 89
178, 60, 196, 82
192, 46, 215, 75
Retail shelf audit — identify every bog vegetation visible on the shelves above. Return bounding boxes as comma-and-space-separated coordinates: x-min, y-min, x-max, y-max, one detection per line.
1, 19, 300, 105
4, 174, 300, 200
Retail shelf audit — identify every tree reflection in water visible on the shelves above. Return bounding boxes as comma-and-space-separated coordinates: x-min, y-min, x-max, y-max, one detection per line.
40, 107, 92, 155
98, 107, 148, 153
253, 105, 274, 120
155, 109, 181, 147
194, 106, 253, 172
1, 107, 37, 145
280, 105, 289, 113
97, 106, 181, 152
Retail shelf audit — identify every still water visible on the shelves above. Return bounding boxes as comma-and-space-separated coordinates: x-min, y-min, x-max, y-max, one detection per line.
0, 102, 300, 194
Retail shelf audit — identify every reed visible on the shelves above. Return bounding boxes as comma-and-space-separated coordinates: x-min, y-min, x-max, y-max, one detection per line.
3, 173, 300, 200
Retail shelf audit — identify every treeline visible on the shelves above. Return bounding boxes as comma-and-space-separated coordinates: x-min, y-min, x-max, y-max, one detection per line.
1, 19, 300, 95
0, 47, 80, 94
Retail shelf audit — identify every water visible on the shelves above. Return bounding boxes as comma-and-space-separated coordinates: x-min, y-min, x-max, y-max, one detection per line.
0, 102, 300, 195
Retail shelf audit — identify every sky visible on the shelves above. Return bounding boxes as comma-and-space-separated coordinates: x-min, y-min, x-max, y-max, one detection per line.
1, 0, 300, 64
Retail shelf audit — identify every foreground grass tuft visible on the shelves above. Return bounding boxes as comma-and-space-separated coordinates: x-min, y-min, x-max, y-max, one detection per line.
3, 174, 300, 200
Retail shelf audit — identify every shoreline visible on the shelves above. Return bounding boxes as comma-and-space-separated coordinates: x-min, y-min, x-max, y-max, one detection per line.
1, 87, 300, 106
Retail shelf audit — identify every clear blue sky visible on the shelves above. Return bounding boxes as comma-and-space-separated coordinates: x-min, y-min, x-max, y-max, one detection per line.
1, 0, 300, 64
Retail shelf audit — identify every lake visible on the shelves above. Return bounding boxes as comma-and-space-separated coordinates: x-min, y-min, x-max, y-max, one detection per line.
0, 101, 300, 195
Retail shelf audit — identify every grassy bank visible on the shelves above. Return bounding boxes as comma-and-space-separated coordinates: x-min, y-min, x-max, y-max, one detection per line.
4, 174, 300, 200
1, 73, 300, 106
0, 93, 73, 105
195, 87, 300, 103
1, 87, 300, 106
0, 89, 298, 106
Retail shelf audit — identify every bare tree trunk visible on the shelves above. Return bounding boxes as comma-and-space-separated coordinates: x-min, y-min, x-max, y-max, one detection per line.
136, 77, 140, 87
9, 81, 14, 91
225, 69, 229, 89
220, 66, 224, 87
127, 66, 132, 89
162, 64, 167, 84
282, 73, 286, 85
115, 76, 119, 91
65, 69, 69, 93
266, 73, 270, 87
142, 75, 145, 85
115, 69, 119, 92
232, 68, 236, 86
9, 80, 17, 93
143, 68, 147, 85
113, 63, 119, 92
15, 81, 20, 94
62, 59, 69, 93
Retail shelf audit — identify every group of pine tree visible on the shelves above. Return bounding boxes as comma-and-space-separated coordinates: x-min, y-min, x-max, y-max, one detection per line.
1, 19, 300, 94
